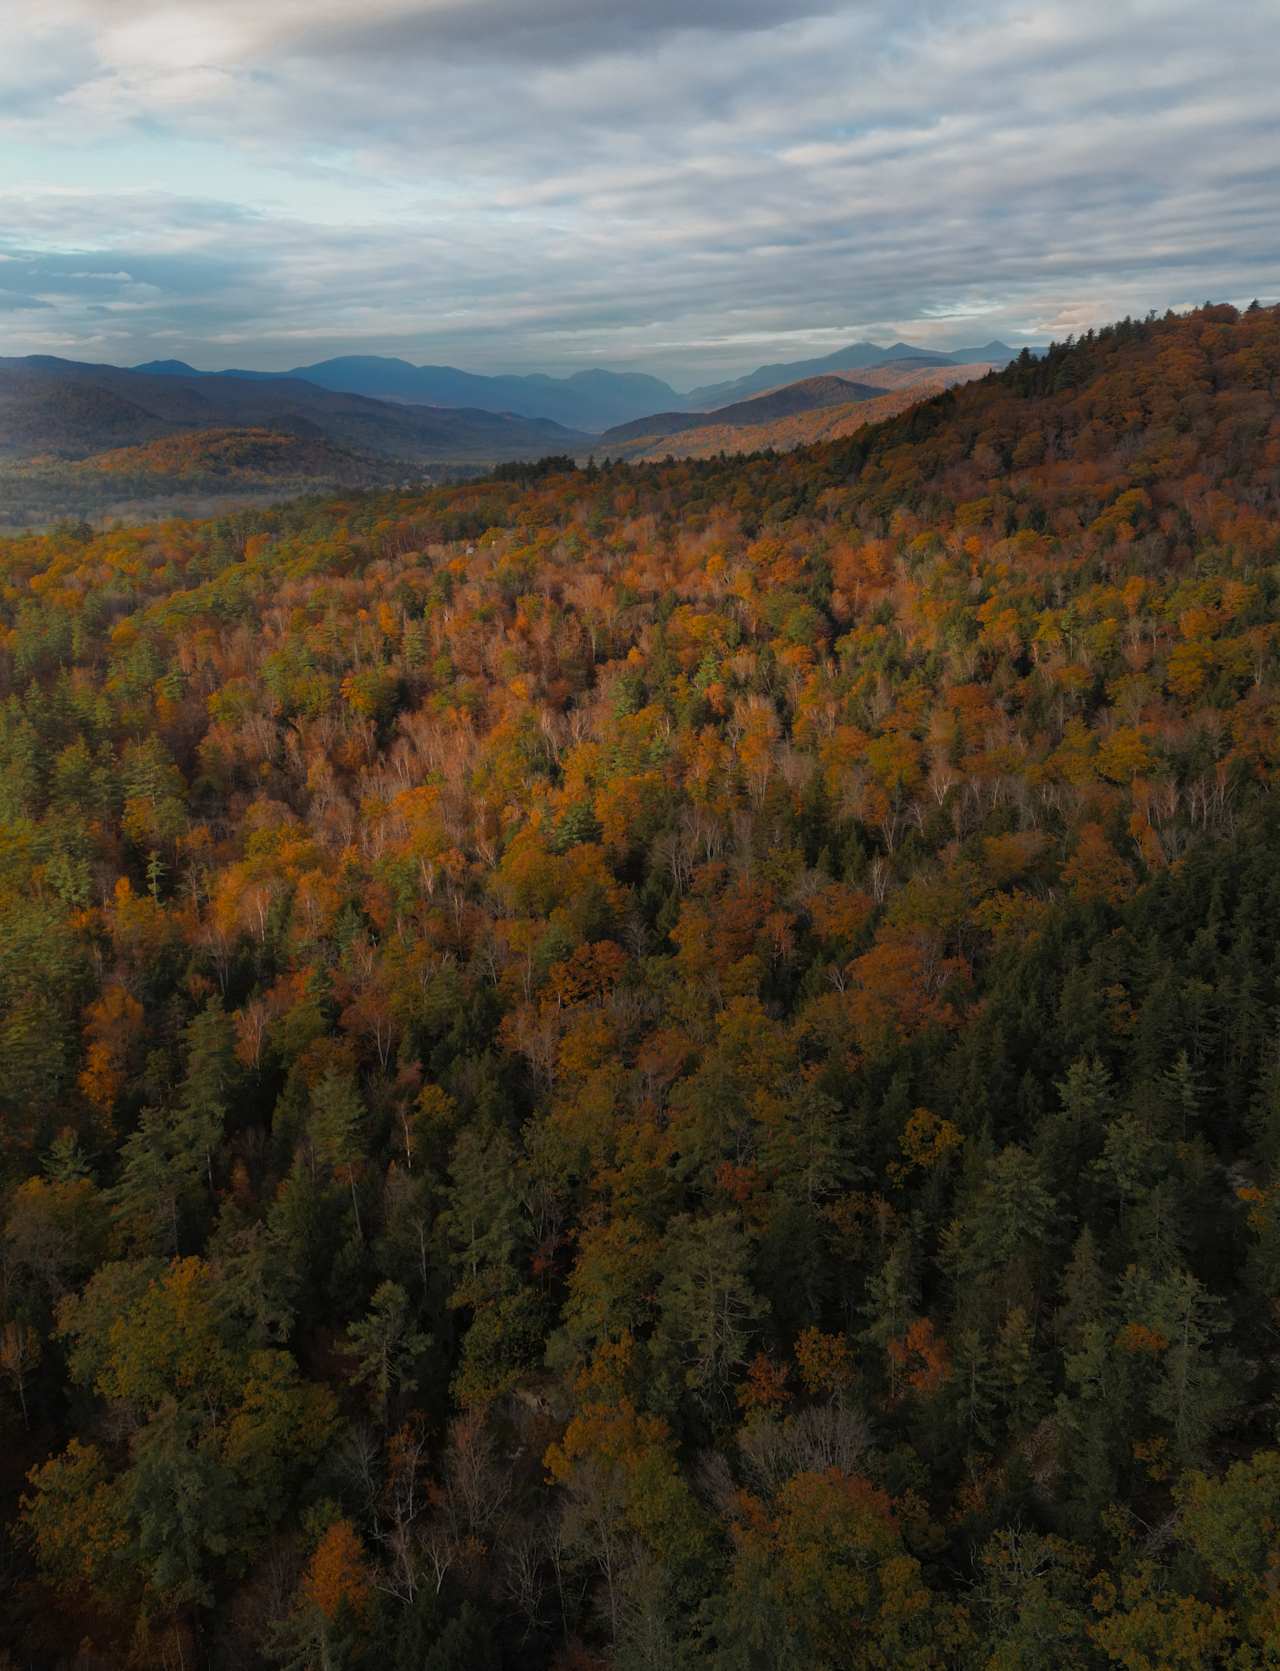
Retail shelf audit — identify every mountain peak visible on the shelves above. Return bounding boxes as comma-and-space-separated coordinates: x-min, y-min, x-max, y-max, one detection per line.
132, 359, 202, 376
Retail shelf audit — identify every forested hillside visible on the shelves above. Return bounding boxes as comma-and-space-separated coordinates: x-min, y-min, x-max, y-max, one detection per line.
2, 302, 1280, 1669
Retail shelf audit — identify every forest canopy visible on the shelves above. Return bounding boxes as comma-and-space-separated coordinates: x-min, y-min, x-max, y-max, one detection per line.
2, 302, 1280, 1668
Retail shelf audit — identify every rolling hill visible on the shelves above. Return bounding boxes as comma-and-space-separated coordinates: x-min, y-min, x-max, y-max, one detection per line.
77, 427, 368, 483
0, 425, 403, 531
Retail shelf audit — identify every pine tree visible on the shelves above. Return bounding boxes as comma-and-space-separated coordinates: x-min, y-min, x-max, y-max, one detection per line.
1053, 1227, 1109, 1351
110, 1104, 203, 1255
309, 1072, 367, 1242
176, 999, 237, 1193
342, 1281, 430, 1425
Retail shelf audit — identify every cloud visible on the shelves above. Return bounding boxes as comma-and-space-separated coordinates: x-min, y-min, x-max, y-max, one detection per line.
0, 1, 1275, 383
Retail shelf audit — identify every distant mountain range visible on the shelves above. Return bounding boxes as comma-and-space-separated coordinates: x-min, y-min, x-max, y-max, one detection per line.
0, 355, 589, 465
133, 356, 683, 435
684, 340, 1027, 408
126, 339, 1037, 432
0, 339, 1040, 530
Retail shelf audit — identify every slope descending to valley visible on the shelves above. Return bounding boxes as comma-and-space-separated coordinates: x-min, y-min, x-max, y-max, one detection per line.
603, 360, 996, 459
3, 304, 1280, 1668
599, 372, 888, 446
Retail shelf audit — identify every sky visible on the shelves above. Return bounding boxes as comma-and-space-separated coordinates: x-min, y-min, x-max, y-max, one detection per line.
1, 0, 1276, 388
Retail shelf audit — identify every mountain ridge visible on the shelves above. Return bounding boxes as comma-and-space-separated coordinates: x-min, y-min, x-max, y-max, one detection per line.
0, 354, 591, 465
126, 339, 1040, 429
133, 354, 683, 433
685, 336, 1030, 407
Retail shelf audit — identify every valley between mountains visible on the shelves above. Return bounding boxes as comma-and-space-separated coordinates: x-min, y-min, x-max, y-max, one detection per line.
0, 340, 1017, 528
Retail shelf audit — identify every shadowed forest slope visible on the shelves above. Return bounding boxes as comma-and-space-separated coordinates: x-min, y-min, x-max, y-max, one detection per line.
2, 303, 1280, 1669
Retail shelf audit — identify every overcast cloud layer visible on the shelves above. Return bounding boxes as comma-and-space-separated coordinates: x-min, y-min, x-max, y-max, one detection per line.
2, 0, 1276, 384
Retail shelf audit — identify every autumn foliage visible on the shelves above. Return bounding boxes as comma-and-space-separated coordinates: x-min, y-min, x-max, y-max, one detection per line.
2, 305, 1280, 1666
